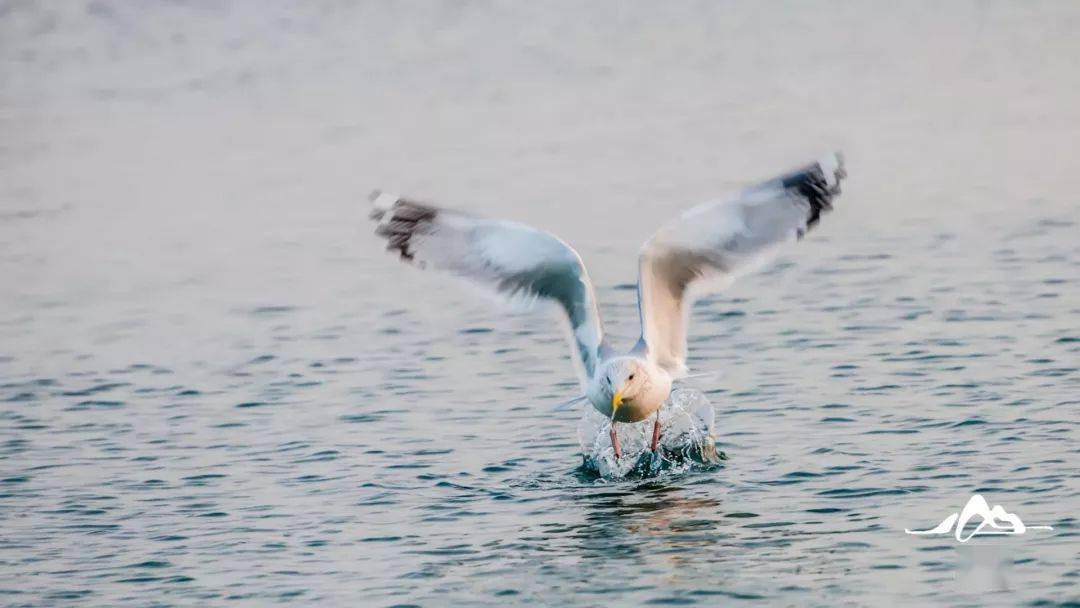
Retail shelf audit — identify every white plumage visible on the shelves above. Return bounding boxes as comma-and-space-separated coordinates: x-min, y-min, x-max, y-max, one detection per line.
371, 153, 846, 457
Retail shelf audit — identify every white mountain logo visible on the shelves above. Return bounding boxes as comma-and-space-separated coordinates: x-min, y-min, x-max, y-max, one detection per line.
905, 494, 1053, 542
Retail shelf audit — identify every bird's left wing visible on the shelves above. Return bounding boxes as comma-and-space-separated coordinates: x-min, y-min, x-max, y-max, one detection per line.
370, 192, 607, 388
636, 153, 846, 377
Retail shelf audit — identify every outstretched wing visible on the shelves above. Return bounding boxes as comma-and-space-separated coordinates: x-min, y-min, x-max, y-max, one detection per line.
636, 153, 846, 377
370, 191, 607, 387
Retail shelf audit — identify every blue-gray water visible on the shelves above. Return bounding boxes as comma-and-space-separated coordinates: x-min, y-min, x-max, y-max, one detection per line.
1, 2, 1078, 606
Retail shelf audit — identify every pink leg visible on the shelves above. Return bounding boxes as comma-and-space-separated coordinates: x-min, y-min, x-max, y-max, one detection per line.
650, 412, 662, 452
610, 424, 622, 459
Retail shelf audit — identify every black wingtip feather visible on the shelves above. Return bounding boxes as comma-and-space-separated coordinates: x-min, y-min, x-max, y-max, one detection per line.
780, 156, 845, 230
371, 196, 439, 262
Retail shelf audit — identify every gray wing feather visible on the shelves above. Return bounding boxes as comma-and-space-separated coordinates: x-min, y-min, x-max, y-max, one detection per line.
371, 192, 606, 387
637, 153, 846, 376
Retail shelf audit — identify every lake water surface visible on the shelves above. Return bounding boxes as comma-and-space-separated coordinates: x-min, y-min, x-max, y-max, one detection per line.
1, 2, 1078, 606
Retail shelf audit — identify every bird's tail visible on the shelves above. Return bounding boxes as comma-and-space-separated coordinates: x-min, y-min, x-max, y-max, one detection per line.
551, 394, 587, 413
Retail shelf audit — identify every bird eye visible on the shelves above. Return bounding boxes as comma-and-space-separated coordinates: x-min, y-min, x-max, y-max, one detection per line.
628, 374, 635, 381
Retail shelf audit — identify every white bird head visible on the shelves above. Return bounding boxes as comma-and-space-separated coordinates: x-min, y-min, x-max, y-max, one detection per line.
600, 358, 647, 418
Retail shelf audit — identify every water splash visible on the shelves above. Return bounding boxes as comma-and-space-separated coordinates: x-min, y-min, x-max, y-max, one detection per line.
578, 388, 725, 479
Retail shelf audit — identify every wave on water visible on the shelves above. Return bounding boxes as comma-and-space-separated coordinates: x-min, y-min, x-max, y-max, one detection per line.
578, 388, 725, 479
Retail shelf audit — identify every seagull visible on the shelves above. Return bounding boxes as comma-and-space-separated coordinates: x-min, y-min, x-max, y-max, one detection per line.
370, 153, 845, 459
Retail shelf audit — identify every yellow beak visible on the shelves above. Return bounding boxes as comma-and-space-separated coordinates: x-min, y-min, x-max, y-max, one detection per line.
611, 390, 623, 416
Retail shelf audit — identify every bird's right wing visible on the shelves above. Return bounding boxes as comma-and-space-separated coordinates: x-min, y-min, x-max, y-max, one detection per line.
370, 192, 607, 389
636, 153, 846, 377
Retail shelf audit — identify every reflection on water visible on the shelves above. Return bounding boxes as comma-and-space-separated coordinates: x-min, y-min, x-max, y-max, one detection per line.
1, 1, 1078, 606
578, 487, 726, 551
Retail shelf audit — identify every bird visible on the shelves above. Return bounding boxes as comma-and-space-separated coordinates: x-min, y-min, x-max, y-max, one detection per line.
369, 153, 846, 460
